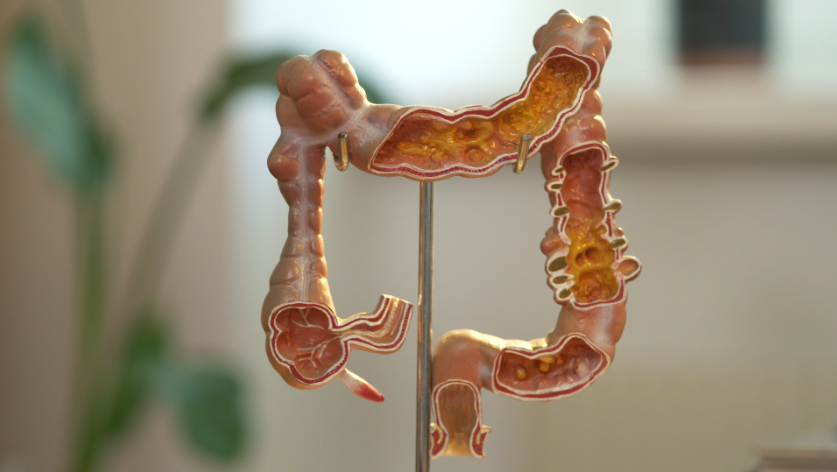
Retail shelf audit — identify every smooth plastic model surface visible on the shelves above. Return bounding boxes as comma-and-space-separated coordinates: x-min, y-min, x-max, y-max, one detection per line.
262, 8, 640, 459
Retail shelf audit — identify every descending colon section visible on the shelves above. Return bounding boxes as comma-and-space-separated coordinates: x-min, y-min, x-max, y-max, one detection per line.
427, 11, 642, 460
562, 151, 619, 303
546, 147, 622, 306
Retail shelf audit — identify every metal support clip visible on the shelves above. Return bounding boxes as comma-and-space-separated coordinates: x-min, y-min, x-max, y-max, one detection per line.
514, 133, 532, 174
334, 132, 349, 171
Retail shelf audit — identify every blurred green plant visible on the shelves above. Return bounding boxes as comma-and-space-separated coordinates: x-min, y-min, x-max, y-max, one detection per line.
2, 6, 389, 472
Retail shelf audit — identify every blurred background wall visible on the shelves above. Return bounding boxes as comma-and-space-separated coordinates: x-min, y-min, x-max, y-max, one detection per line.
3, 1, 837, 471
0, 1, 232, 471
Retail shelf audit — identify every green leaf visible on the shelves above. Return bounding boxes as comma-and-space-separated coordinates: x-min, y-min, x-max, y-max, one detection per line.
105, 313, 247, 462
2, 14, 109, 191
105, 313, 170, 438
201, 53, 296, 120
360, 75, 389, 105
163, 366, 246, 460
200, 51, 391, 121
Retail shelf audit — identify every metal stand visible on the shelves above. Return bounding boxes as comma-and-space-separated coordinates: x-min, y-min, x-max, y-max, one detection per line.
416, 181, 434, 472
333, 134, 532, 470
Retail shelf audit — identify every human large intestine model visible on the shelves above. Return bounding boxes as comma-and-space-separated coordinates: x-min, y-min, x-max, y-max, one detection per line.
262, 9, 640, 458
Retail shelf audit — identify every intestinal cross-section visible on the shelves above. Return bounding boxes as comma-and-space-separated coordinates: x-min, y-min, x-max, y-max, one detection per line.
370, 51, 597, 179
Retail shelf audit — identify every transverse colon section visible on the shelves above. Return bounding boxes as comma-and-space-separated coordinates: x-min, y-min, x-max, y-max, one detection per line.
373, 56, 588, 171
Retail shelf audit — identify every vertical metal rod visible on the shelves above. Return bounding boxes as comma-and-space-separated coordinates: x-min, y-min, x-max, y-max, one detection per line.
416, 181, 434, 472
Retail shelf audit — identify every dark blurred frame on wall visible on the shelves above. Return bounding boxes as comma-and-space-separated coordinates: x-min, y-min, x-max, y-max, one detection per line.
678, 0, 766, 66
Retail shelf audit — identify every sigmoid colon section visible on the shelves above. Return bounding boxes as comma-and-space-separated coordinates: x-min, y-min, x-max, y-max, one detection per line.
495, 336, 604, 396
374, 56, 588, 170
432, 381, 489, 458
549, 148, 619, 305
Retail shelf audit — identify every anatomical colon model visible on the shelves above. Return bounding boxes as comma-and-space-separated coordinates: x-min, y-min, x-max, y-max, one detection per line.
262, 9, 641, 458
